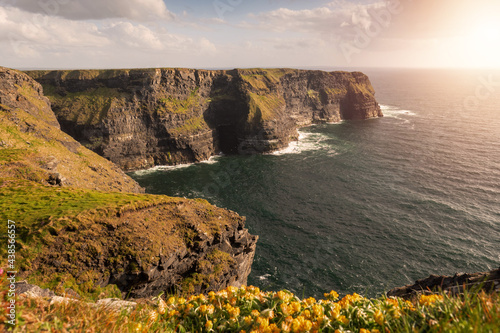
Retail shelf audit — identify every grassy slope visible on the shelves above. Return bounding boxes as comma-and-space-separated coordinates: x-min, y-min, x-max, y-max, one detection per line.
238, 69, 292, 130
1, 68, 242, 300
2, 284, 498, 332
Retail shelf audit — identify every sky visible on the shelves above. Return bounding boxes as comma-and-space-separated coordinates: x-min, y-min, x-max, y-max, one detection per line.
1, 0, 500, 70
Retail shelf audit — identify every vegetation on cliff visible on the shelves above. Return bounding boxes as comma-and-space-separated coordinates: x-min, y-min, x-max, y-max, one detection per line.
25, 67, 382, 170
2, 282, 498, 332
0, 67, 257, 302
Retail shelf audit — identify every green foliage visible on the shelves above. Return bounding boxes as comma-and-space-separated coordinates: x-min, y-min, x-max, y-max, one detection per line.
240, 68, 296, 89
0, 180, 169, 261
42, 85, 126, 126
170, 116, 208, 136
247, 92, 285, 126
156, 88, 201, 115
4, 283, 497, 332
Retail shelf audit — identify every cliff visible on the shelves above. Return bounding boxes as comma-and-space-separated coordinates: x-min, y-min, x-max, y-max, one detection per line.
27, 68, 382, 171
0, 66, 258, 299
0, 66, 142, 193
387, 267, 500, 299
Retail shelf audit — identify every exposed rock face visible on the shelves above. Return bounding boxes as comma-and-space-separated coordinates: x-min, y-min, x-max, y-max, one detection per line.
0, 66, 143, 193
0, 66, 258, 298
387, 267, 500, 299
27, 68, 382, 171
31, 198, 258, 299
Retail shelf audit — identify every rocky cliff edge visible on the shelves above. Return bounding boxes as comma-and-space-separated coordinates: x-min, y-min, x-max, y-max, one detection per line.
0, 66, 257, 299
27, 68, 382, 171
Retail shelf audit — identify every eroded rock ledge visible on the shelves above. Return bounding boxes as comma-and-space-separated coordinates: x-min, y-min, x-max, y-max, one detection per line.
387, 267, 500, 299
26, 68, 382, 171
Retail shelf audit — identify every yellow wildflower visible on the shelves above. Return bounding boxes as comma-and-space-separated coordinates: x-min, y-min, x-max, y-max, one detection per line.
281, 303, 291, 316
302, 319, 313, 331
256, 317, 269, 329
291, 301, 302, 313
244, 315, 253, 326
167, 296, 176, 305
229, 306, 241, 318
359, 329, 370, 333
339, 315, 349, 325
329, 303, 341, 319
372, 329, 381, 333
303, 309, 311, 319
324, 290, 339, 300
251, 309, 260, 317
269, 324, 280, 333
419, 294, 444, 306
135, 323, 142, 331
227, 286, 238, 294
205, 320, 213, 330
208, 291, 216, 299
281, 321, 291, 332
292, 316, 304, 332
374, 310, 384, 326
305, 297, 317, 306
312, 304, 324, 317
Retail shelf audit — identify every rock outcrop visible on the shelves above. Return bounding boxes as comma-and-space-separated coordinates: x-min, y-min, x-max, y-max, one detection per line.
387, 267, 500, 299
0, 66, 143, 193
0, 66, 258, 299
28, 197, 258, 299
27, 68, 382, 171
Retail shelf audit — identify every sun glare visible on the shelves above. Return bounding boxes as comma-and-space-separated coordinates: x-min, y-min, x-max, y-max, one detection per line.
449, 20, 500, 68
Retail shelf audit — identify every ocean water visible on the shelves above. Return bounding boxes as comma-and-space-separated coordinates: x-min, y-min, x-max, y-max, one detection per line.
130, 69, 500, 298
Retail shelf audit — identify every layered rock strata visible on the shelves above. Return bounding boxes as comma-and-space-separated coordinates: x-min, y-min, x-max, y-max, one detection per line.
27, 68, 382, 171
0, 66, 258, 298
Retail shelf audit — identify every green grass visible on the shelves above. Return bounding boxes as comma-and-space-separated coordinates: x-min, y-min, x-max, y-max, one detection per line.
170, 116, 208, 136
2, 282, 497, 332
247, 92, 285, 126
42, 85, 126, 126
156, 88, 202, 115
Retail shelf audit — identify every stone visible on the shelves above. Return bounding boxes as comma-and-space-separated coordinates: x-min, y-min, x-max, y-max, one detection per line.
387, 267, 500, 299
16, 281, 56, 298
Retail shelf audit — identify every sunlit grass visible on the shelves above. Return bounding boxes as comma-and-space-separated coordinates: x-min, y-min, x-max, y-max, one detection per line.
1, 279, 497, 333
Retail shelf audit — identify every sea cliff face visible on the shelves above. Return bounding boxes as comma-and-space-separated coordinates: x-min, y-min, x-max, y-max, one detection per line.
27, 68, 382, 171
0, 66, 258, 298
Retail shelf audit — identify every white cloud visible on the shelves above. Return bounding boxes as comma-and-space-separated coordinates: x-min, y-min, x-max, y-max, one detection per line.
199, 37, 217, 55
240, 1, 401, 41
103, 22, 164, 50
0, 6, 210, 68
4, 0, 174, 21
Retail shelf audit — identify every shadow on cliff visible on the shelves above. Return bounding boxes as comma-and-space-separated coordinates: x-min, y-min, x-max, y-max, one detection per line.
204, 70, 249, 155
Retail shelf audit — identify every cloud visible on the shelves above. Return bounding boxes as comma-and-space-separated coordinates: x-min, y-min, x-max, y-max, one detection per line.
0, 5, 207, 67
240, 1, 394, 41
4, 0, 174, 21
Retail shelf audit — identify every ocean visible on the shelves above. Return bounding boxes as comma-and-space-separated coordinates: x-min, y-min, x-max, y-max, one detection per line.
130, 69, 500, 298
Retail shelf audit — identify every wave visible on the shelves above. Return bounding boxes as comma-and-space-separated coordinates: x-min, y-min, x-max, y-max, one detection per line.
380, 104, 417, 118
269, 130, 337, 156
132, 156, 221, 175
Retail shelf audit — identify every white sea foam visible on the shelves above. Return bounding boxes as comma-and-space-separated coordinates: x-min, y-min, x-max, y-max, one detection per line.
380, 104, 417, 117
258, 274, 271, 281
133, 155, 220, 175
269, 130, 337, 156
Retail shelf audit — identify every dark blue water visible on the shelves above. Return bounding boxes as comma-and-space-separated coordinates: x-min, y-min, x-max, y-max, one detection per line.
130, 69, 500, 298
